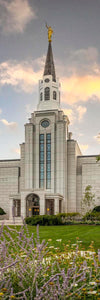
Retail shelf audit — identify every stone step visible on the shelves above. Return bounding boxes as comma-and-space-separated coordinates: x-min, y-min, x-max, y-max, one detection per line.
0, 218, 23, 225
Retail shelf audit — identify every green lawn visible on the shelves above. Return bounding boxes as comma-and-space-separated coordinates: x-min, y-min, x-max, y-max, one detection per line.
25, 224, 100, 251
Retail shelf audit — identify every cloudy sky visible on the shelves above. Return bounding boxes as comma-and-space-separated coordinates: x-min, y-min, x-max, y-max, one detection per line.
0, 0, 100, 158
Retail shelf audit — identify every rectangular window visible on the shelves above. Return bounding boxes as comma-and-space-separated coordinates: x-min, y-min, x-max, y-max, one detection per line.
46, 133, 51, 189
39, 134, 44, 188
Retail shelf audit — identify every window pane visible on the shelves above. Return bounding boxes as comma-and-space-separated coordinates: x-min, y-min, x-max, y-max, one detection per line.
47, 164, 51, 171
47, 172, 51, 179
40, 134, 44, 140
47, 133, 51, 139
40, 172, 44, 179
40, 92, 43, 101
40, 152, 44, 161
39, 134, 44, 188
46, 133, 51, 189
47, 144, 51, 151
40, 180, 44, 188
45, 87, 50, 101
46, 180, 51, 189
47, 152, 51, 160
40, 144, 44, 151
40, 164, 44, 171
53, 91, 56, 100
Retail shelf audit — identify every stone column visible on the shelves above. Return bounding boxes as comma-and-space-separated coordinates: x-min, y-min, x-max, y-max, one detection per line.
54, 197, 59, 214
20, 143, 25, 190
67, 140, 76, 212
25, 123, 34, 189
40, 193, 45, 215
21, 192, 26, 219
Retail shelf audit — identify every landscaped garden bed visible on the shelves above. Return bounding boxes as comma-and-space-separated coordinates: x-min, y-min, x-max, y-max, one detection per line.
0, 224, 100, 299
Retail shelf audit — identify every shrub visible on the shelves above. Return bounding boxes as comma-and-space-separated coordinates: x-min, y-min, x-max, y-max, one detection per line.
25, 215, 63, 226
0, 207, 6, 215
25, 213, 81, 226
93, 205, 100, 212
83, 211, 100, 221
57, 212, 80, 223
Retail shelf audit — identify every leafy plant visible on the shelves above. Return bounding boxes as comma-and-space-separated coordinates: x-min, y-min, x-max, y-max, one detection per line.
81, 185, 95, 213
0, 207, 6, 215
93, 205, 100, 212
25, 215, 63, 226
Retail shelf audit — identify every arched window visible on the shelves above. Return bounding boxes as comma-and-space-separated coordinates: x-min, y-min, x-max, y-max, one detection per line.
40, 92, 43, 101
45, 87, 50, 101
53, 91, 56, 100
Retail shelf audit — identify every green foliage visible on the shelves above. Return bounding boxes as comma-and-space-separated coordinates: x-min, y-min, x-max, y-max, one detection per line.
57, 212, 80, 218
96, 154, 100, 162
25, 215, 63, 226
83, 211, 100, 221
0, 207, 6, 215
25, 213, 81, 226
56, 212, 80, 221
93, 205, 100, 212
1, 225, 100, 299
81, 185, 95, 213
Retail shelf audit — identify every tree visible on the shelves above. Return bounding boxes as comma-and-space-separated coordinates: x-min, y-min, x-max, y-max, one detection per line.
81, 185, 95, 213
96, 155, 100, 162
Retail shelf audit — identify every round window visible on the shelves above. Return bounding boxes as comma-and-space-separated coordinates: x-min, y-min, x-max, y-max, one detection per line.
41, 120, 50, 128
45, 78, 50, 83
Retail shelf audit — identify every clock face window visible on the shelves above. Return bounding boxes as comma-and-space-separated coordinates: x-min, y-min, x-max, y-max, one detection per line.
41, 120, 50, 128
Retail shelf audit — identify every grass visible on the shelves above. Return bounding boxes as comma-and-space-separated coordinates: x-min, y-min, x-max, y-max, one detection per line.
10, 224, 100, 252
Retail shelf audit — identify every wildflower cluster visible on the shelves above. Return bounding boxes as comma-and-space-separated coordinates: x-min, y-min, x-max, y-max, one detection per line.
0, 224, 100, 299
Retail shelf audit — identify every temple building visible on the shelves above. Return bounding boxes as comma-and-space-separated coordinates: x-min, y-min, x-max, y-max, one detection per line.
0, 31, 100, 222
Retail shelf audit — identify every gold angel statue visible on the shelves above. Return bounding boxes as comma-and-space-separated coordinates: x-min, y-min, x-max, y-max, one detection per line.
46, 24, 53, 42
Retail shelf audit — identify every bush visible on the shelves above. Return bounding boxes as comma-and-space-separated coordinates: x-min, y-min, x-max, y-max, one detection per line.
93, 206, 100, 212
25, 213, 81, 226
0, 207, 6, 215
83, 211, 100, 221
25, 215, 63, 226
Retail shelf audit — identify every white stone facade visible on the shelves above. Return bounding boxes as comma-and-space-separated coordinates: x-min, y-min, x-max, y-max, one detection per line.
0, 41, 100, 220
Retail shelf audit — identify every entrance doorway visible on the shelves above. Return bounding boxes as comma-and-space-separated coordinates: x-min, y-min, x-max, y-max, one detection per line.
26, 194, 39, 217
46, 199, 54, 215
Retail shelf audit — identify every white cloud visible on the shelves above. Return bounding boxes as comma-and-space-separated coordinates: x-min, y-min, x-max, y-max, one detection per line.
25, 104, 36, 119
63, 108, 75, 124
57, 47, 100, 105
59, 47, 99, 77
0, 119, 18, 130
61, 74, 100, 104
94, 133, 100, 144
0, 59, 43, 93
79, 144, 89, 152
0, 0, 36, 34
12, 148, 20, 155
0, 47, 100, 106
76, 106, 87, 121
78, 133, 84, 137
0, 109, 2, 114
63, 105, 86, 125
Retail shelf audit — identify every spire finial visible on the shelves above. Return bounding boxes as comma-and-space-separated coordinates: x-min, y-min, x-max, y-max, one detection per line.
46, 23, 53, 42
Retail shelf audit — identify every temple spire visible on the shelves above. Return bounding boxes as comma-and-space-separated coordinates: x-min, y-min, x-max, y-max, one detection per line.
44, 25, 56, 82
37, 26, 60, 111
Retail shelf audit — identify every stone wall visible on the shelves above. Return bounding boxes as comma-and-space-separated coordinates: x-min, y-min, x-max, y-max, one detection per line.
0, 160, 20, 217
77, 156, 100, 213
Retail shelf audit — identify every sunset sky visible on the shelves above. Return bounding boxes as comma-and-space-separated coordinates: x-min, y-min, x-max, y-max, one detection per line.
0, 0, 100, 158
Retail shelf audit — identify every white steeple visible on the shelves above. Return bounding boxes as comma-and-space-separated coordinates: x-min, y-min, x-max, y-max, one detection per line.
37, 39, 61, 111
